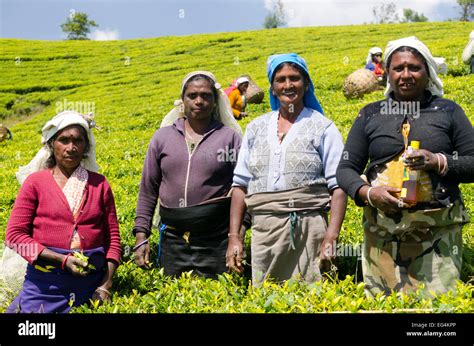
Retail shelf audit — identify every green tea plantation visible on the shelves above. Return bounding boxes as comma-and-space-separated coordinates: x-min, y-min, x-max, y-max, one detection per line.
0, 22, 473, 313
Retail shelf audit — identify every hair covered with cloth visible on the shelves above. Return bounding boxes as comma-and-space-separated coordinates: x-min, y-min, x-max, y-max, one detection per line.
384, 36, 444, 97
15, 111, 99, 185
224, 76, 249, 96
366, 47, 383, 65
160, 70, 243, 137
266, 53, 324, 115
235, 76, 250, 86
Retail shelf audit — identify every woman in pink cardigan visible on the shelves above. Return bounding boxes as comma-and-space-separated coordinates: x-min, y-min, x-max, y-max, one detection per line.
5, 111, 121, 313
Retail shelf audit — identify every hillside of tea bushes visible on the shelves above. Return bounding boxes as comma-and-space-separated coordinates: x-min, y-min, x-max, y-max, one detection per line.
0, 21, 473, 313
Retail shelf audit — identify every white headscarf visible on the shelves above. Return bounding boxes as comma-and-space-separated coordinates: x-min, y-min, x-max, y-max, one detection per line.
366, 47, 382, 65
160, 71, 243, 137
236, 76, 250, 86
384, 36, 443, 97
16, 111, 99, 185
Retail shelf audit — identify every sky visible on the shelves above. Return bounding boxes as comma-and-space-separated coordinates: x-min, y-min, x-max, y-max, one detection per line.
0, 0, 467, 40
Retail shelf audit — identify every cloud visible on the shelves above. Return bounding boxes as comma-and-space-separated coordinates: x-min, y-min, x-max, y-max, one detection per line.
263, 0, 460, 27
90, 28, 120, 41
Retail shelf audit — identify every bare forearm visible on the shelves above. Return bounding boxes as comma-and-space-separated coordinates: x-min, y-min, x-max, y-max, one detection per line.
38, 248, 67, 265
229, 186, 247, 235
99, 260, 118, 290
327, 188, 347, 236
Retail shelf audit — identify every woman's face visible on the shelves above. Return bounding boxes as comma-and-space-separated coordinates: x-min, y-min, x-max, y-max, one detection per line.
52, 125, 87, 171
372, 53, 382, 63
238, 82, 249, 94
182, 79, 216, 121
272, 65, 306, 108
388, 50, 429, 101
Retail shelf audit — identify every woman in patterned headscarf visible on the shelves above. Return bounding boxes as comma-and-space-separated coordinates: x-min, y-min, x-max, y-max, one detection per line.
6, 111, 121, 313
337, 36, 474, 296
226, 53, 347, 284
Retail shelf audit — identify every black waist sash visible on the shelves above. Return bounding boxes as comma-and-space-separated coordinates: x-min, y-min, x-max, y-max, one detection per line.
159, 197, 231, 234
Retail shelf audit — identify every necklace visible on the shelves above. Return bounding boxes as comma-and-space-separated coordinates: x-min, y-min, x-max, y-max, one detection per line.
277, 131, 287, 142
185, 130, 200, 143
184, 120, 204, 144
184, 126, 203, 154
277, 112, 293, 143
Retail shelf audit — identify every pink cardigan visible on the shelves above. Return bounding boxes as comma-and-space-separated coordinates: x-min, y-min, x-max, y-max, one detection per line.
6, 169, 121, 264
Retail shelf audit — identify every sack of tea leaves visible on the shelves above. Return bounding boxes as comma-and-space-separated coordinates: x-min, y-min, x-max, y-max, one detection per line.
0, 246, 27, 308
239, 75, 264, 104
342, 69, 379, 99
0, 124, 12, 142
433, 57, 448, 75
462, 30, 474, 65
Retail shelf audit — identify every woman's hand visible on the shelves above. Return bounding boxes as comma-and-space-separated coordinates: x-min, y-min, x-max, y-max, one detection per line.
320, 188, 346, 261
319, 231, 339, 278
320, 231, 338, 261
227, 186, 248, 274
133, 233, 151, 269
93, 260, 117, 305
64, 256, 89, 276
226, 234, 245, 274
360, 185, 403, 214
404, 149, 439, 172
91, 286, 111, 305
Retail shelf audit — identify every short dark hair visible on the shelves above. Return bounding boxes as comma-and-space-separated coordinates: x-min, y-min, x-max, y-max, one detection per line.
181, 74, 219, 101
386, 46, 430, 76
271, 62, 310, 89
45, 125, 90, 168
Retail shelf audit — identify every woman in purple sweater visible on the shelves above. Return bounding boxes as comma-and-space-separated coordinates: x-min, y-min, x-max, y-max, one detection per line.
5, 111, 121, 313
133, 71, 249, 278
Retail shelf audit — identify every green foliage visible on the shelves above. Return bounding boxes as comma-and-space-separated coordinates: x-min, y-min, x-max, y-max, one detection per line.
402, 9, 429, 23
71, 271, 474, 313
73, 251, 96, 273
61, 11, 98, 40
0, 22, 473, 313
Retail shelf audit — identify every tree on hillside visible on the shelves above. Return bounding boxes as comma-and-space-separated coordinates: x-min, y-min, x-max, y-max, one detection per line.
402, 8, 428, 22
457, 0, 473, 21
263, 0, 287, 29
61, 11, 98, 40
372, 2, 399, 24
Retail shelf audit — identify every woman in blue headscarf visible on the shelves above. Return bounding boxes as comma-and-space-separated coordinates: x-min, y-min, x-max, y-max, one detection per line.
226, 53, 347, 284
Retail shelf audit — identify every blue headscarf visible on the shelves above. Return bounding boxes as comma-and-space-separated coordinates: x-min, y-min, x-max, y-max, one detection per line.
266, 53, 324, 115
